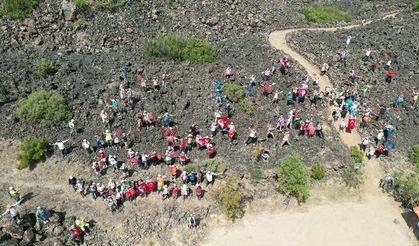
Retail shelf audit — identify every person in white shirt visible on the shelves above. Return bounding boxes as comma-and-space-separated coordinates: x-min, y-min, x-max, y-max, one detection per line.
245, 126, 257, 145
51, 139, 70, 159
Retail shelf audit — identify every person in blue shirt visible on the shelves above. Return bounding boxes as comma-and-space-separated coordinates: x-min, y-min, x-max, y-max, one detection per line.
215, 89, 222, 103
215, 80, 223, 90
246, 83, 253, 94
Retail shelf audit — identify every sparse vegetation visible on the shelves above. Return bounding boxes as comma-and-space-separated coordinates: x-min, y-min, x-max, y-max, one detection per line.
185, 158, 228, 174
360, 3, 373, 13
341, 164, 364, 188
34, 60, 55, 78
141, 34, 219, 64
0, 0, 40, 19
239, 99, 255, 116
74, 0, 124, 11
274, 154, 310, 203
390, 146, 419, 208
350, 146, 364, 164
16, 137, 48, 170
72, 18, 86, 30
249, 161, 262, 182
214, 173, 249, 219
223, 83, 254, 116
16, 90, 69, 126
301, 3, 352, 23
414, 0, 419, 12
311, 164, 325, 180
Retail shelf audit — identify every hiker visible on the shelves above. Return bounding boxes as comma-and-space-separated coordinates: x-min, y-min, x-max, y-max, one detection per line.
210, 121, 217, 137
187, 213, 197, 229
70, 225, 84, 245
228, 122, 237, 145
286, 92, 294, 105
115, 189, 123, 208
205, 171, 214, 186
362, 48, 372, 61
393, 94, 404, 108
170, 165, 178, 181
89, 182, 98, 200
384, 125, 394, 139
75, 180, 85, 196
376, 104, 387, 120
281, 131, 291, 148
68, 176, 77, 191
68, 119, 75, 134
92, 162, 101, 177
196, 184, 203, 200
345, 35, 352, 48
100, 109, 109, 126
81, 139, 93, 154
8, 187, 20, 203
272, 90, 279, 104
245, 125, 257, 145
162, 185, 170, 200
315, 122, 323, 139
172, 184, 179, 199
95, 134, 104, 149
215, 89, 222, 103
367, 146, 376, 159
181, 183, 189, 200
360, 113, 370, 128
375, 129, 384, 145
51, 139, 70, 160
75, 216, 89, 233
259, 147, 270, 161
386, 69, 394, 83
104, 130, 113, 147
7, 205, 21, 225
320, 63, 329, 75
337, 51, 347, 67
266, 121, 274, 138
384, 59, 391, 71
157, 175, 165, 192
179, 151, 189, 166
360, 137, 369, 151
106, 197, 116, 214
188, 172, 197, 185
36, 206, 48, 225
109, 155, 118, 172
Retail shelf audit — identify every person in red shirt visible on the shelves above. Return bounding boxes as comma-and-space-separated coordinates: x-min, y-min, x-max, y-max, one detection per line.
70, 225, 84, 245
386, 69, 394, 83
172, 184, 179, 199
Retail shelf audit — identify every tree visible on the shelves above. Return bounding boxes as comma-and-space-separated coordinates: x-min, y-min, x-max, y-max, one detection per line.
273, 154, 310, 202
16, 137, 48, 170
214, 173, 249, 219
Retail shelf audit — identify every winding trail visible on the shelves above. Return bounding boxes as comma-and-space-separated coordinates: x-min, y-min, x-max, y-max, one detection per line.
205, 13, 418, 246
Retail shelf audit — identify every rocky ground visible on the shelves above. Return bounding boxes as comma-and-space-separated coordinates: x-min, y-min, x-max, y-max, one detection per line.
288, 10, 419, 169
0, 0, 417, 245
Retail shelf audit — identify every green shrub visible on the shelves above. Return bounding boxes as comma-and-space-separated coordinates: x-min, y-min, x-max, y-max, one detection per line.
16, 90, 69, 126
239, 99, 255, 116
414, 0, 419, 12
311, 164, 325, 180
141, 34, 219, 64
408, 145, 419, 171
94, 0, 124, 11
34, 60, 55, 78
214, 173, 249, 219
184, 158, 228, 174
224, 83, 245, 102
273, 154, 310, 202
0, 0, 40, 19
350, 146, 364, 164
392, 171, 419, 208
341, 164, 364, 188
16, 137, 48, 170
249, 161, 262, 182
301, 3, 352, 23
74, 0, 88, 10
360, 3, 373, 13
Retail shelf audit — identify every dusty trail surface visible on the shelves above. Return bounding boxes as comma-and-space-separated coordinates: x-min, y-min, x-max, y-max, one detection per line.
205, 13, 417, 246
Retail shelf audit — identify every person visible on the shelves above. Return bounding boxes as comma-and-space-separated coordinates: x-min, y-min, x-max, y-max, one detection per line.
68, 119, 75, 134
8, 187, 20, 203
215, 89, 222, 103
7, 205, 20, 225
281, 131, 291, 148
362, 48, 372, 61
188, 172, 197, 185
179, 152, 188, 166
36, 206, 48, 225
70, 225, 84, 245
384, 59, 391, 71
375, 129, 384, 145
187, 213, 197, 229
367, 146, 375, 159
106, 197, 116, 214
360, 137, 369, 152
81, 139, 93, 154
266, 121, 274, 139
346, 35, 352, 48
376, 104, 387, 120
162, 185, 170, 200
75, 216, 89, 233
386, 69, 394, 83
104, 130, 113, 147
51, 139, 70, 160
170, 165, 178, 181
195, 184, 203, 200
115, 189, 123, 208
205, 171, 214, 186
181, 183, 189, 200
157, 175, 165, 192
89, 182, 98, 200
68, 176, 77, 191
393, 94, 404, 108
210, 122, 217, 137
315, 122, 323, 139
339, 119, 346, 132
384, 125, 394, 139
272, 90, 279, 104
259, 147, 270, 161
245, 126, 257, 145
172, 184, 179, 199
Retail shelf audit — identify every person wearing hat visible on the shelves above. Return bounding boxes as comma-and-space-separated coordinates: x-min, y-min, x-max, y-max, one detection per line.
51, 139, 70, 160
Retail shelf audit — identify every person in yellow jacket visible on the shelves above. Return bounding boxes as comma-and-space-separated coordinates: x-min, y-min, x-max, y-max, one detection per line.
157, 175, 165, 192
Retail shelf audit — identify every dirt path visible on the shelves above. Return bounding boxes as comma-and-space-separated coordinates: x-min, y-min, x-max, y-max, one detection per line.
205, 13, 418, 246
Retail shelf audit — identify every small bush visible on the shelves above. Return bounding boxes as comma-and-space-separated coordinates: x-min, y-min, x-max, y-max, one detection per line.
214, 173, 249, 219
224, 83, 245, 102
301, 3, 352, 23
350, 146, 364, 164
16, 137, 48, 170
311, 164, 325, 180
94, 0, 124, 11
74, 0, 88, 10
341, 164, 364, 188
16, 90, 69, 126
360, 3, 373, 13
408, 145, 419, 171
141, 34, 219, 64
34, 60, 55, 78
414, 0, 419, 12
274, 154, 310, 202
184, 158, 228, 174
0, 0, 40, 19
239, 99, 255, 116
249, 161, 262, 182
392, 171, 419, 208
